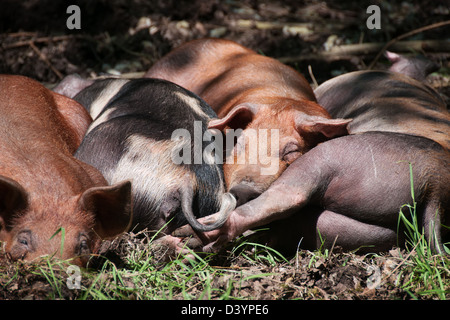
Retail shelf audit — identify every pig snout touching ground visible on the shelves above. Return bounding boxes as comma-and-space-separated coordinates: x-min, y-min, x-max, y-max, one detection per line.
71, 77, 236, 234
145, 38, 351, 205
315, 70, 450, 150
170, 132, 449, 255
0, 75, 132, 266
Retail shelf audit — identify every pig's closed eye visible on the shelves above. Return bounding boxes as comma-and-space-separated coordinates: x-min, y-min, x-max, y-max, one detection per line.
10, 230, 34, 260
77, 234, 90, 256
17, 230, 32, 249
282, 143, 301, 164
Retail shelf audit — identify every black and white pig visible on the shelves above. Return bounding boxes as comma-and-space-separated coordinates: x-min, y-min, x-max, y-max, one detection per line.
54, 76, 236, 234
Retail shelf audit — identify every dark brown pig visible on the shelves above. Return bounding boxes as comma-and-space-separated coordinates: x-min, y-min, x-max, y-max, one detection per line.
0, 75, 132, 266
314, 70, 450, 150
166, 131, 450, 255
145, 38, 351, 206
385, 51, 440, 82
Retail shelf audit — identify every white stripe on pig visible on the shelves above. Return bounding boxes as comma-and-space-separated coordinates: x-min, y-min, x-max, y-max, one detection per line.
90, 79, 129, 119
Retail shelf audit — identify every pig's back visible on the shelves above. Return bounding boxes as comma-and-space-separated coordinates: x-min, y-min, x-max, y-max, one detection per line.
145, 38, 315, 113
0, 75, 75, 151
315, 71, 450, 149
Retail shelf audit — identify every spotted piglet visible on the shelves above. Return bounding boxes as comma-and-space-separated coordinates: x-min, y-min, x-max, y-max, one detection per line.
55, 76, 236, 235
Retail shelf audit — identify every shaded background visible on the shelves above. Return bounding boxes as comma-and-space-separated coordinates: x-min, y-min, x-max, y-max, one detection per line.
0, 0, 449, 97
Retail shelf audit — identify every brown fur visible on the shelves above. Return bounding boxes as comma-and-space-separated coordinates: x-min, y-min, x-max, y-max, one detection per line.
0, 75, 132, 266
145, 39, 350, 200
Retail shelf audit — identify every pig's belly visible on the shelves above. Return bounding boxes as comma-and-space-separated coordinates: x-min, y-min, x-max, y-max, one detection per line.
320, 160, 415, 229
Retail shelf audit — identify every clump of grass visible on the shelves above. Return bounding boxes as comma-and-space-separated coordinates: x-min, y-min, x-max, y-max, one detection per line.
69, 235, 279, 300
396, 163, 450, 299
2, 162, 449, 300
11, 232, 293, 301
231, 239, 290, 267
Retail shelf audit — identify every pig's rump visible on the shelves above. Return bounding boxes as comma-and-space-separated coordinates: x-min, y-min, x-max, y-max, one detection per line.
260, 131, 449, 253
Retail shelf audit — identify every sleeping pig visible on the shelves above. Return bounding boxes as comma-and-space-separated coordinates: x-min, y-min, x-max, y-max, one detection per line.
0, 75, 132, 266
145, 38, 351, 206
159, 67, 450, 256
166, 131, 450, 255
55, 76, 236, 235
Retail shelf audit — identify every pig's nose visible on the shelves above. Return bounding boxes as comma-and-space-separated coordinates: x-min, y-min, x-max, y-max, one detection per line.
229, 184, 261, 207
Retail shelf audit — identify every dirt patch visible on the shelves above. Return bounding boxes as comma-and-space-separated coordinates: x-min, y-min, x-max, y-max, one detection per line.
0, 229, 430, 301
0, 234, 402, 300
1, 1, 449, 85
1, 229, 449, 300
0, 0, 449, 301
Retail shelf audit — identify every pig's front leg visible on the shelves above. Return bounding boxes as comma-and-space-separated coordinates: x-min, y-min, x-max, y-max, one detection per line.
163, 148, 326, 256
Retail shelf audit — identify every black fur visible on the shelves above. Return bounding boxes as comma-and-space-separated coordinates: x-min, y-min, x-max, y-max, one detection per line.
74, 78, 226, 232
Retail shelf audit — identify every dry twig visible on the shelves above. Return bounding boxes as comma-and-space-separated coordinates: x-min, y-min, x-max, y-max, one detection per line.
2, 35, 80, 50
278, 40, 450, 64
368, 20, 450, 69
29, 41, 63, 80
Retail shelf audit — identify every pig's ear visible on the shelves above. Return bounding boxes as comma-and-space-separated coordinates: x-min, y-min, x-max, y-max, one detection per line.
79, 181, 132, 239
208, 103, 257, 131
52, 74, 94, 99
0, 176, 28, 231
296, 115, 352, 138
385, 51, 400, 63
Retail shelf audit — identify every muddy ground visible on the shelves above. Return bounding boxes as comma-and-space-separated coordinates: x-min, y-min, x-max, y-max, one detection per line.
0, 0, 449, 301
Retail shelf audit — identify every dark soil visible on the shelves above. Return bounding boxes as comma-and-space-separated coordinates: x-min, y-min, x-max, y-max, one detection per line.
0, 232, 418, 300
1, 0, 449, 86
0, 0, 449, 301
